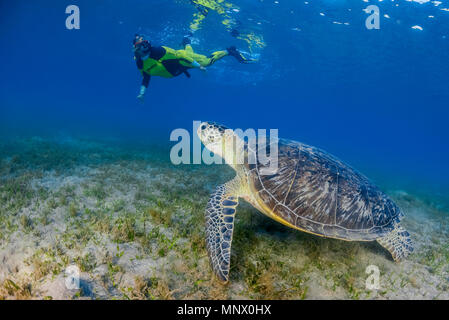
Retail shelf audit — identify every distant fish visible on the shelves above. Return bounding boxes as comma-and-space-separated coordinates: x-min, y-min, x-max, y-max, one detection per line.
411, 25, 423, 30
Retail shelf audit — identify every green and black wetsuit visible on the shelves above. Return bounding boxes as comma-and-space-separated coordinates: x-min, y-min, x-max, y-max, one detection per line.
136, 44, 228, 88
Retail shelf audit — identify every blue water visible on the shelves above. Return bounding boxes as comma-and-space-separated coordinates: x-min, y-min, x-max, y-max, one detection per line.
1, 0, 448, 206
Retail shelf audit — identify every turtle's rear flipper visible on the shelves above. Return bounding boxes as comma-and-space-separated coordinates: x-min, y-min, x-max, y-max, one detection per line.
226, 46, 256, 64
205, 181, 239, 282
377, 222, 414, 261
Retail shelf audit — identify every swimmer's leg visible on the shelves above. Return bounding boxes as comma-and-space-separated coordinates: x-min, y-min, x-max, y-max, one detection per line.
203, 50, 229, 66
177, 46, 228, 67
226, 46, 254, 64
190, 47, 253, 66
189, 49, 228, 67
182, 37, 194, 52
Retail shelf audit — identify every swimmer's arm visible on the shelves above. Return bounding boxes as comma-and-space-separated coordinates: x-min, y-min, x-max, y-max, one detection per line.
137, 73, 150, 102
135, 55, 150, 102
178, 53, 202, 69
135, 56, 144, 70
189, 60, 206, 71
142, 73, 150, 88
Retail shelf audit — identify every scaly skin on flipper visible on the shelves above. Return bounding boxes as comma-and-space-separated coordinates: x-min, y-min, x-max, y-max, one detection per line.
205, 178, 240, 282
377, 221, 414, 261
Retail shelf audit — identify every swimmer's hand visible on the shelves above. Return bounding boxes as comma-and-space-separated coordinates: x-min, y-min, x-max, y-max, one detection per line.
192, 61, 206, 71
137, 86, 146, 103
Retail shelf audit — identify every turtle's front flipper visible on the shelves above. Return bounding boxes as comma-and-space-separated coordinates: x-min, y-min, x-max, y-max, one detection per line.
377, 222, 414, 261
205, 181, 240, 282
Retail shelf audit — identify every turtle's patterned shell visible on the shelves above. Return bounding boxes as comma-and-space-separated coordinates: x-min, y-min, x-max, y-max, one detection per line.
246, 139, 402, 241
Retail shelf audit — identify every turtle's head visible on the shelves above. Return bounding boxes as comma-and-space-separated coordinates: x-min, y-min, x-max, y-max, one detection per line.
197, 121, 237, 163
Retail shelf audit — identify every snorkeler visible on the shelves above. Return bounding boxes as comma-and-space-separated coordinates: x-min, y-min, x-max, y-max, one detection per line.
133, 34, 254, 102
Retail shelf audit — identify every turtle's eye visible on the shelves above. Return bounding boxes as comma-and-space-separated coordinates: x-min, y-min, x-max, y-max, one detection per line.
201, 125, 206, 130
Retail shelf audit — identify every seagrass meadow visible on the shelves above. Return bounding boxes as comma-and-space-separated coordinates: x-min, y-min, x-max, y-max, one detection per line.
1, 137, 448, 300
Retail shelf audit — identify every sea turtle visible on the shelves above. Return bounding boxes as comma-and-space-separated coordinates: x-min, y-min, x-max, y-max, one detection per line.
197, 121, 413, 282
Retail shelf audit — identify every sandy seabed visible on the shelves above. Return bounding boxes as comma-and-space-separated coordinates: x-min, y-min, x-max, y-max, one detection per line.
0, 137, 448, 300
